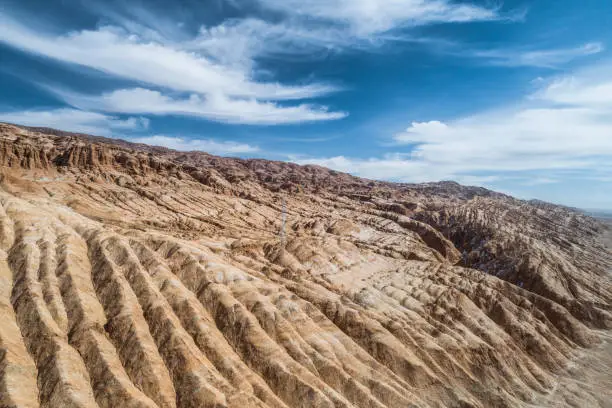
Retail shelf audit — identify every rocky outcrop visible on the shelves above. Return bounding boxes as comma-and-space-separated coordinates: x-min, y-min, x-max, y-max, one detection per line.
0, 122, 610, 408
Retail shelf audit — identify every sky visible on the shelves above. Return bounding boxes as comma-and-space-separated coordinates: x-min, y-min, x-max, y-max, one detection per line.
1, 0, 612, 209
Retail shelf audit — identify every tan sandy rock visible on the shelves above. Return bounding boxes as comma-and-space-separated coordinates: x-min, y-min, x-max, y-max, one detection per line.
0, 123, 610, 408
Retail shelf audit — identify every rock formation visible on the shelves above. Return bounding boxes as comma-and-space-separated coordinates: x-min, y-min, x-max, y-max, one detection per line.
0, 123, 610, 408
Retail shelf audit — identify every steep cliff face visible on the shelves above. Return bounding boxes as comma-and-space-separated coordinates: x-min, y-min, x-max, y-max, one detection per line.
0, 123, 611, 408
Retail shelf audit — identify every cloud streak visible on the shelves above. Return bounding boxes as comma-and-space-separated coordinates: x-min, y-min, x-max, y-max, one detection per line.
0, 18, 336, 101
0, 13, 346, 125
129, 135, 259, 155
472, 42, 604, 68
0, 108, 149, 136
0, 108, 260, 156
254, 0, 499, 36
53, 87, 346, 125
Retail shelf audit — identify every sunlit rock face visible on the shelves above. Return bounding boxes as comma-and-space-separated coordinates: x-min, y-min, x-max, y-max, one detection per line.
0, 123, 610, 408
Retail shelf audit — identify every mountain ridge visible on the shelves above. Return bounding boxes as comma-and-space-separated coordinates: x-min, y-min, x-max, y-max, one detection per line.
1, 121, 512, 199
0, 122, 610, 408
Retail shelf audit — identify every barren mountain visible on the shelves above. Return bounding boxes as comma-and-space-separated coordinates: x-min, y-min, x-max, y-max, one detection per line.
0, 122, 610, 408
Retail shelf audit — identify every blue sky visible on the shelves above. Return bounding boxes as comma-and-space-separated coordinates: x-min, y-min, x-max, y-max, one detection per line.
1, 0, 612, 209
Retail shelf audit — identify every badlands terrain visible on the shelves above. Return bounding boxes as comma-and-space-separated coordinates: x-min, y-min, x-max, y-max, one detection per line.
0, 122, 610, 408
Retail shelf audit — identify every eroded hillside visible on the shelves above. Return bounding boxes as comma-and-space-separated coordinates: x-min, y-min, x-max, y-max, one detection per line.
0, 123, 611, 408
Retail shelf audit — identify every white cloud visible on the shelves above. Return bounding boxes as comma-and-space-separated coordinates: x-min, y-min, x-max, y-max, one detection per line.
521, 177, 559, 186
292, 154, 506, 184
394, 110, 612, 164
189, 18, 356, 68
255, 0, 499, 36
0, 18, 337, 101
129, 135, 259, 155
0, 108, 259, 155
472, 42, 604, 68
0, 14, 347, 126
536, 74, 612, 106
56, 88, 346, 125
0, 108, 149, 135
293, 154, 435, 181
296, 62, 612, 185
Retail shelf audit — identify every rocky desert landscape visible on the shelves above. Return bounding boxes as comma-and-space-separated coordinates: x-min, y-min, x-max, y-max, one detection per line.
0, 122, 610, 408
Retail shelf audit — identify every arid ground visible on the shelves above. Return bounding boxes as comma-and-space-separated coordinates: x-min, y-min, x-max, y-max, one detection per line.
0, 123, 611, 408
533, 219, 612, 408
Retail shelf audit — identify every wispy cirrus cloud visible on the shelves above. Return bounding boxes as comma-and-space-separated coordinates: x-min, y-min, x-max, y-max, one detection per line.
0, 17, 337, 101
0, 14, 345, 126
0, 108, 149, 136
189, 18, 354, 68
0, 107, 260, 156
253, 0, 501, 36
129, 135, 259, 155
471, 42, 604, 68
189, 6, 599, 72
535, 71, 612, 105
193, 0, 504, 63
53, 87, 347, 125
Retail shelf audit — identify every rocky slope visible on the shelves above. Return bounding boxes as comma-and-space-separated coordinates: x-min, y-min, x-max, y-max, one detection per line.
0, 122, 610, 408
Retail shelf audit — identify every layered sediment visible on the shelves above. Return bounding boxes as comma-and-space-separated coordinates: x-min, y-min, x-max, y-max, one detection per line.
0, 123, 610, 408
